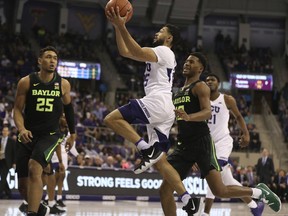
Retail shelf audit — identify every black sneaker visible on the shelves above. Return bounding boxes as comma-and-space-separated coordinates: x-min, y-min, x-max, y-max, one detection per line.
134, 145, 164, 174
182, 197, 200, 216
49, 204, 66, 214
38, 203, 50, 216
42, 199, 48, 206
56, 199, 66, 207
19, 202, 28, 214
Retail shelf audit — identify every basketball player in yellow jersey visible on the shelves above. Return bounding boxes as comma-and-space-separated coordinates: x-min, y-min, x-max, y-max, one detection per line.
14, 46, 76, 216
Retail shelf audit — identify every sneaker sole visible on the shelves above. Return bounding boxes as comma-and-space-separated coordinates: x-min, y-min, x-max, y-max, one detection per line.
134, 152, 164, 174
257, 183, 282, 212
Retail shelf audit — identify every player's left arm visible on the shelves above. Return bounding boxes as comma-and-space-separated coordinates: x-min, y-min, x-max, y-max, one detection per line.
224, 94, 250, 147
175, 82, 211, 121
61, 78, 76, 151
106, 7, 157, 62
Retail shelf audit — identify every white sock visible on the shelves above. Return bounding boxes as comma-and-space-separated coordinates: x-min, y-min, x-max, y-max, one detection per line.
44, 194, 48, 200
49, 200, 56, 207
247, 200, 257, 208
57, 195, 62, 200
251, 188, 262, 199
23, 200, 28, 205
180, 192, 190, 205
135, 138, 150, 150
201, 213, 209, 216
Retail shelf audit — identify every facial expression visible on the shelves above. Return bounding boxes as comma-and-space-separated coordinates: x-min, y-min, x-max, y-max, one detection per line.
182, 55, 203, 77
38, 50, 58, 73
153, 27, 171, 47
2, 127, 9, 137
206, 76, 219, 92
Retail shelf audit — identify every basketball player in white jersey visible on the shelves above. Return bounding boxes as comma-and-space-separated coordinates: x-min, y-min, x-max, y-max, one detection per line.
105, 7, 199, 214
202, 73, 264, 216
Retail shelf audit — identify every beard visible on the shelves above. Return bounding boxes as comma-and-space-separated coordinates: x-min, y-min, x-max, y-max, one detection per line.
152, 38, 165, 47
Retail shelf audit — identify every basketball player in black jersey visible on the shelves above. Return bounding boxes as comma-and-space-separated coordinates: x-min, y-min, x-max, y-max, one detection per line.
13, 46, 76, 216
159, 53, 281, 216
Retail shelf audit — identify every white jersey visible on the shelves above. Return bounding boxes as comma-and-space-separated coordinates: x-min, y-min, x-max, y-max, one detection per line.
143, 46, 176, 97
207, 93, 233, 161
137, 46, 176, 145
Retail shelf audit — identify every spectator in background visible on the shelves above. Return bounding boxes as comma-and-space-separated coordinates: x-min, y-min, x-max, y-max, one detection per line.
101, 155, 115, 169
249, 130, 261, 152
256, 148, 275, 186
271, 169, 287, 202
0, 126, 16, 199
246, 165, 256, 187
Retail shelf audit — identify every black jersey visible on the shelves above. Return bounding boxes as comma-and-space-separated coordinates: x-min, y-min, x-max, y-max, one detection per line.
173, 80, 210, 141
24, 72, 63, 135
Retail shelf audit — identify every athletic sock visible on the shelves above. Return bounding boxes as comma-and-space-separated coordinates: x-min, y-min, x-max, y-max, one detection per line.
135, 138, 150, 150
251, 188, 262, 199
180, 191, 190, 205
247, 200, 257, 208
23, 200, 28, 205
49, 200, 56, 207
57, 195, 62, 200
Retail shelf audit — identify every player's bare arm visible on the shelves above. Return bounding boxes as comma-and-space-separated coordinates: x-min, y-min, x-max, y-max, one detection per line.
191, 81, 211, 121
224, 94, 250, 147
106, 7, 157, 62
13, 76, 33, 143
175, 82, 211, 121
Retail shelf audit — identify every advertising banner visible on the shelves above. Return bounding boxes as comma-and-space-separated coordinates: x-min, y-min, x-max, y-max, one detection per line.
7, 166, 207, 200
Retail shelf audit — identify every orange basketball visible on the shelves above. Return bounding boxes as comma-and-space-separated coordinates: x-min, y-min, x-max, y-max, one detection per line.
105, 0, 133, 23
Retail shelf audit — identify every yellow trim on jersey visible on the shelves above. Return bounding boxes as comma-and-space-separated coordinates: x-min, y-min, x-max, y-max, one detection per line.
210, 136, 221, 171
45, 136, 64, 162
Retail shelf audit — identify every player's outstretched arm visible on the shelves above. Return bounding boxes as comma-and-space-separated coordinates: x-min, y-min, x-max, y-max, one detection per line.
225, 94, 250, 147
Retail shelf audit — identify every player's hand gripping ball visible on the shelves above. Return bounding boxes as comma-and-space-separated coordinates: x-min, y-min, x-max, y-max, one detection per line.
105, 0, 133, 22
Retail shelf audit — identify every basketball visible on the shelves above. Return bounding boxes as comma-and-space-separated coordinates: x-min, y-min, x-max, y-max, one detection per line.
105, 0, 133, 23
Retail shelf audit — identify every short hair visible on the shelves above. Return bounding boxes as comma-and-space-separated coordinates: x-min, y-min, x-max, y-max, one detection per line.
190, 52, 207, 71
206, 73, 220, 82
39, 46, 59, 58
165, 24, 181, 47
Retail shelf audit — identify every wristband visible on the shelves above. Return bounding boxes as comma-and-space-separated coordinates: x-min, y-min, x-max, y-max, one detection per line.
63, 103, 75, 134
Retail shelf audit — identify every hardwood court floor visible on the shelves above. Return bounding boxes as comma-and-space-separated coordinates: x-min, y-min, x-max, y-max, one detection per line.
1, 199, 287, 216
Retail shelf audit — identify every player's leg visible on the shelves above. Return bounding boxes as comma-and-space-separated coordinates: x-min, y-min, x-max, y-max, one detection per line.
220, 164, 264, 215
104, 100, 145, 143
159, 145, 199, 216
105, 99, 163, 173
55, 170, 66, 206
202, 184, 215, 215
206, 169, 281, 212
15, 141, 31, 214
27, 134, 62, 214
159, 178, 178, 216
27, 159, 45, 213
55, 153, 67, 207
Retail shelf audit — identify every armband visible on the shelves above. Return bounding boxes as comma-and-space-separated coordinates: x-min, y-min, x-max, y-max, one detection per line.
63, 103, 75, 134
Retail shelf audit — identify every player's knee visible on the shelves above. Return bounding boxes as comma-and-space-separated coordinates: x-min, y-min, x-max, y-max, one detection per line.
28, 161, 43, 179
103, 113, 114, 127
210, 187, 226, 198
